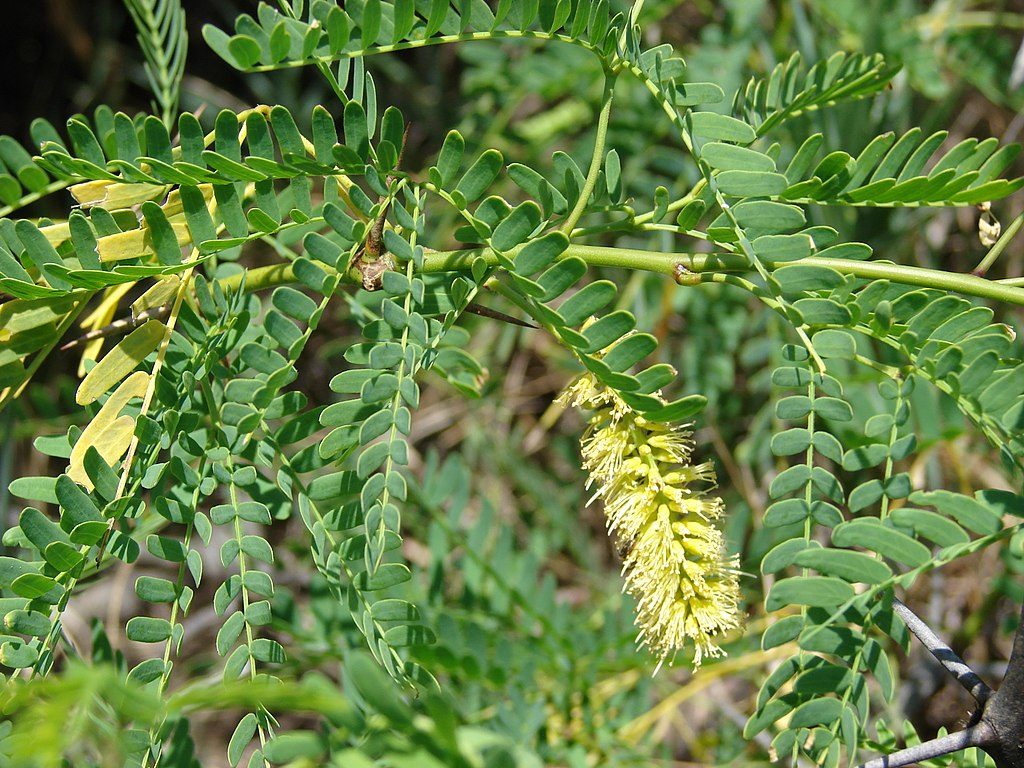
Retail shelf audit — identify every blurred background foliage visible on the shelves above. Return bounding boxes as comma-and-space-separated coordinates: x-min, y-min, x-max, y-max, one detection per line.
3, 0, 1024, 765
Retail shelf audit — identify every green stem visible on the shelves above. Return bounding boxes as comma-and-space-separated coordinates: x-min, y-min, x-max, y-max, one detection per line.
217, 245, 1024, 308
200, 380, 270, 766
878, 383, 907, 521
974, 210, 1024, 276
216, 244, 1024, 309
632, 179, 706, 226
140, 459, 208, 768
247, 30, 602, 72
0, 180, 73, 219
562, 73, 617, 234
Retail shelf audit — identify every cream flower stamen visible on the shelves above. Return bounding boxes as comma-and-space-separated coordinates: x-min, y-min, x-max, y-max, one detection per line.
559, 373, 743, 668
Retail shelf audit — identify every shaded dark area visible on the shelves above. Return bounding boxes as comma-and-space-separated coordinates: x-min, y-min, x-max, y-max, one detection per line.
2, 1, 280, 135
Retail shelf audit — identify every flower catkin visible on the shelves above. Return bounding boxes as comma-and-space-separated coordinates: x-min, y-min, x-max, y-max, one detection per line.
559, 373, 742, 668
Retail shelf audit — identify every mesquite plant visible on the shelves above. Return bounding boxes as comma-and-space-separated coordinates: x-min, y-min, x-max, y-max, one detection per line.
1, 0, 1024, 766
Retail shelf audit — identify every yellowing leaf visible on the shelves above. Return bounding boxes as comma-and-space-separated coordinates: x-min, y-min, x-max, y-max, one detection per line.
0, 297, 76, 337
76, 320, 164, 405
96, 222, 191, 263
160, 184, 214, 218
39, 220, 71, 248
69, 180, 168, 209
132, 276, 180, 315
68, 417, 137, 489
69, 371, 149, 487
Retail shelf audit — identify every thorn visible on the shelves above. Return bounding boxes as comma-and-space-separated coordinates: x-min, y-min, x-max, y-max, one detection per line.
464, 303, 538, 329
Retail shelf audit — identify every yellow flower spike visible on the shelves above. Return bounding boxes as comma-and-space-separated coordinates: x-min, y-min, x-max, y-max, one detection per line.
562, 372, 743, 668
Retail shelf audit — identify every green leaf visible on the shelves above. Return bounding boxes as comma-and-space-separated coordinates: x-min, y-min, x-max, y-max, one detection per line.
326, 8, 351, 52
435, 130, 464, 188
736, 52, 898, 135
9, 477, 59, 505
602, 333, 656, 372
770, 428, 811, 456
354, 563, 411, 590
20, 507, 67, 552
361, 0, 382, 47
581, 311, 635, 352
126, 616, 173, 643
12, 574, 60, 601
44, 541, 84, 572
513, 232, 568, 275
229, 713, 259, 767
675, 199, 706, 230
792, 548, 892, 584
147, 534, 188, 562
793, 664, 852, 697
4, 609, 50, 637
0, 641, 39, 669
268, 21, 291, 63
605, 148, 622, 200
689, 112, 756, 145
908, 490, 1001, 535
744, 696, 796, 738
264, 733, 325, 762
643, 395, 707, 422
383, 624, 437, 646
761, 618, 804, 655
370, 599, 421, 622
734, 200, 806, 236
813, 397, 853, 422
454, 149, 503, 203
772, 465, 816, 502
763, 499, 809, 527
812, 329, 856, 360
425, 0, 450, 37
14, 221, 72, 291
128, 659, 167, 684
135, 576, 178, 603
830, 519, 931, 567
761, 539, 816, 573
789, 698, 844, 729
717, 170, 788, 196
491, 202, 542, 251
227, 35, 262, 68
557, 281, 616, 326
976, 490, 1024, 518
701, 142, 775, 172
799, 624, 865, 656
140, 202, 183, 266
793, 298, 851, 325
765, 576, 855, 610
754, 233, 813, 263
246, 600, 272, 626
776, 395, 811, 420
251, 638, 286, 662
344, 101, 369, 161
393, 0, 416, 42
890, 508, 969, 547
